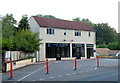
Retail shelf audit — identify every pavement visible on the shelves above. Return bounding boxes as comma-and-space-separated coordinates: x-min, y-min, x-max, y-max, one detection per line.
1, 59, 119, 82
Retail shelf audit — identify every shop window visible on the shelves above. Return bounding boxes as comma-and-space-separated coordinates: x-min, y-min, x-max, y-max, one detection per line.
46, 43, 70, 58
72, 44, 85, 58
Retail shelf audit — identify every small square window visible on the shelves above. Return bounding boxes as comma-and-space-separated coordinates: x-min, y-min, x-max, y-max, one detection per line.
64, 32, 66, 35
88, 32, 91, 37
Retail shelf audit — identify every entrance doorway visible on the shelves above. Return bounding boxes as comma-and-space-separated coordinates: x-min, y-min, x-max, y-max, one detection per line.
87, 48, 93, 59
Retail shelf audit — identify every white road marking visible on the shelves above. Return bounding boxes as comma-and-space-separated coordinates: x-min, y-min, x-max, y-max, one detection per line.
66, 74, 71, 76
57, 75, 63, 77
39, 78, 45, 81
72, 73, 76, 75
16, 65, 46, 82
49, 76, 55, 79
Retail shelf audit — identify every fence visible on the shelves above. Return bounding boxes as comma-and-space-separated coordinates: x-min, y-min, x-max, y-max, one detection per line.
5, 51, 35, 61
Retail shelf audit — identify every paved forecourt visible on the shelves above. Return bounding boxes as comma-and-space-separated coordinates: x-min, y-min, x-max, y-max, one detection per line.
2, 58, 118, 82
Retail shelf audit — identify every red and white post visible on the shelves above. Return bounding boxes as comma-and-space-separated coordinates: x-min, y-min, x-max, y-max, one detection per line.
9, 61, 13, 79
46, 59, 49, 74
96, 56, 100, 67
74, 57, 77, 70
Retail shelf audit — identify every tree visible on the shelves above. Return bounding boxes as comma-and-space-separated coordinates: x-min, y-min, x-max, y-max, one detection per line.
18, 15, 30, 30
2, 14, 17, 38
93, 23, 117, 45
2, 14, 17, 55
73, 17, 118, 47
72, 17, 81, 21
108, 42, 118, 50
36, 14, 60, 19
14, 29, 41, 53
73, 17, 92, 25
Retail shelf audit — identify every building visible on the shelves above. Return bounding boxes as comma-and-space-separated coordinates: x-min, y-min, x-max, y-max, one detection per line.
29, 16, 96, 61
109, 50, 120, 56
96, 48, 110, 56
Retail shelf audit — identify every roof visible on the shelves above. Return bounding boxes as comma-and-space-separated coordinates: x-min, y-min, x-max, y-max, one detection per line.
33, 16, 95, 31
109, 50, 120, 55
96, 48, 110, 55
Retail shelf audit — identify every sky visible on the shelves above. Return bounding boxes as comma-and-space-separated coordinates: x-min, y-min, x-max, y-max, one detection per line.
0, 0, 119, 32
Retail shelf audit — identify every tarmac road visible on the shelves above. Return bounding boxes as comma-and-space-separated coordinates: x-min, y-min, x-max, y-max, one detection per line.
2, 59, 119, 82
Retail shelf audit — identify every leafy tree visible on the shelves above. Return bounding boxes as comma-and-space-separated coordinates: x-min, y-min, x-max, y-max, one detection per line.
2, 14, 17, 55
96, 43, 107, 48
14, 29, 41, 53
2, 14, 17, 38
18, 15, 30, 30
36, 14, 60, 19
108, 42, 118, 50
73, 17, 92, 25
72, 17, 81, 21
93, 23, 117, 45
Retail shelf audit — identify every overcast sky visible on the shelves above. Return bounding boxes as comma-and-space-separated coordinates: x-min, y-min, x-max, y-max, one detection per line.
0, 0, 119, 32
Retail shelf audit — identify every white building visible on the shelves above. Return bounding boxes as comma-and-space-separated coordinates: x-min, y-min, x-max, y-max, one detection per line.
29, 16, 96, 61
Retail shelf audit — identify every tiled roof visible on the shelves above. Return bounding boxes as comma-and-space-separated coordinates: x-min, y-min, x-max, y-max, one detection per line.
109, 50, 119, 55
96, 48, 110, 55
33, 16, 95, 31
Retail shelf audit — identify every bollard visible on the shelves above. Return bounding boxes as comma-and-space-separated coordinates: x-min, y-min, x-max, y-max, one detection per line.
74, 57, 77, 70
46, 59, 49, 74
8, 61, 13, 79
96, 56, 100, 67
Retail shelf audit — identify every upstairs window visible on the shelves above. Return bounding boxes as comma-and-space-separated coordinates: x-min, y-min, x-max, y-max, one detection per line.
75, 30, 81, 36
47, 28, 54, 35
64, 30, 66, 35
88, 32, 91, 37
64, 32, 66, 35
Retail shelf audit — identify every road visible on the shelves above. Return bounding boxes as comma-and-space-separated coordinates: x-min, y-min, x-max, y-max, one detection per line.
2, 59, 119, 82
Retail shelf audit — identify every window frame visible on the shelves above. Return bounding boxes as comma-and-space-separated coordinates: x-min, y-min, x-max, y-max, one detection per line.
64, 29, 66, 35
75, 30, 81, 36
47, 28, 55, 35
88, 32, 91, 37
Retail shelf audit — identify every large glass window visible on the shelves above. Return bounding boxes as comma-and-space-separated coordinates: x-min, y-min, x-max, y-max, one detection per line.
46, 43, 70, 58
72, 44, 85, 59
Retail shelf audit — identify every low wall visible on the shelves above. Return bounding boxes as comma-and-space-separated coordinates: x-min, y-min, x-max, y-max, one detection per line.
6, 58, 36, 71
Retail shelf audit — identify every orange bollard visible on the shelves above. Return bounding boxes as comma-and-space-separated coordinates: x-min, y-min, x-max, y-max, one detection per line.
96, 56, 100, 67
46, 59, 49, 73
74, 57, 77, 70
10, 61, 13, 78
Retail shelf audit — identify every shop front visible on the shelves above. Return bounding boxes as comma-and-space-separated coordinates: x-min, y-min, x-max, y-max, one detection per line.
46, 43, 70, 60
72, 44, 85, 59
87, 44, 94, 59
